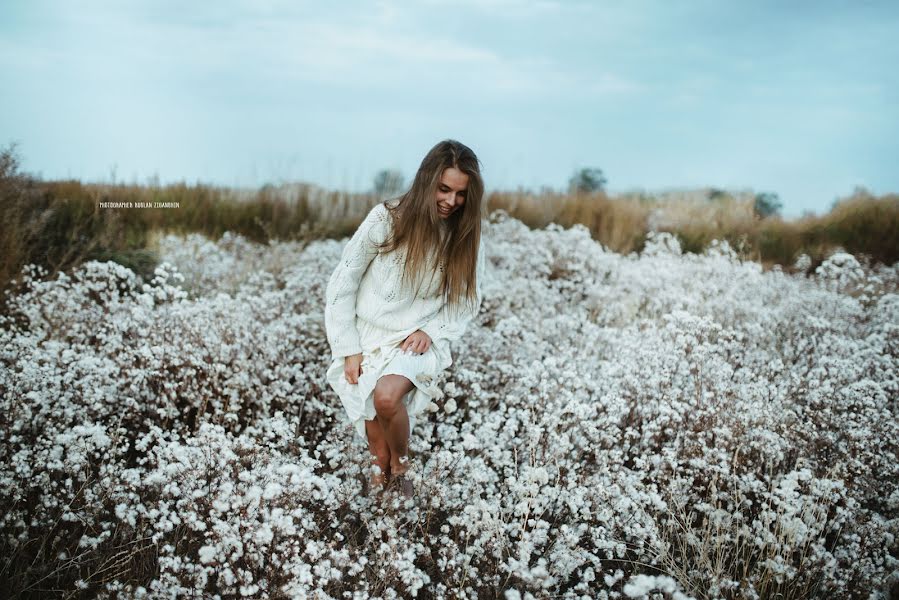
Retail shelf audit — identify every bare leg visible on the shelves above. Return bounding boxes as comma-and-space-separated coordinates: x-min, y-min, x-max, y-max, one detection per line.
364, 419, 391, 489
373, 374, 415, 475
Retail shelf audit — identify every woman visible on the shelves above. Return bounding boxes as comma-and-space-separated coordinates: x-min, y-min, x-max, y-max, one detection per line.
324, 139, 486, 499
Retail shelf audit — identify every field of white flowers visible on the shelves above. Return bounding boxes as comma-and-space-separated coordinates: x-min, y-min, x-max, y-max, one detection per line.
1, 210, 897, 599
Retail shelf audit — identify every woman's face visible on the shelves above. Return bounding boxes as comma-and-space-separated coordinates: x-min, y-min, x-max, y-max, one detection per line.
436, 167, 468, 219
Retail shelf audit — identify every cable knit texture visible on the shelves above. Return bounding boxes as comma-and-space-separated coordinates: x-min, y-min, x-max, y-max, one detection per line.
324, 201, 485, 361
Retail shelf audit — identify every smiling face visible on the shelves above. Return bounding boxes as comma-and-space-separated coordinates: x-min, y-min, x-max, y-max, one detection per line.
436, 167, 469, 219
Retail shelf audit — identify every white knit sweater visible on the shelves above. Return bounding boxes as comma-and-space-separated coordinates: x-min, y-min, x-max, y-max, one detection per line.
324, 202, 486, 361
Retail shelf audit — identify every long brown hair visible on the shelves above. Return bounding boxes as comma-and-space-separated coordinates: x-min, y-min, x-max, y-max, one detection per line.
376, 139, 483, 317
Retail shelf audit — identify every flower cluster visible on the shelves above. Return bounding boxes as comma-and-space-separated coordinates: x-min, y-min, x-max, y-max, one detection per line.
1, 212, 896, 598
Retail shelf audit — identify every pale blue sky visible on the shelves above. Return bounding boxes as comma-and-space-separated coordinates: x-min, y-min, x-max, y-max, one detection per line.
1, 0, 897, 217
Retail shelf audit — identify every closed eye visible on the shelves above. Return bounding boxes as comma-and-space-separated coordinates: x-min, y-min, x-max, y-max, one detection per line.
440, 185, 466, 197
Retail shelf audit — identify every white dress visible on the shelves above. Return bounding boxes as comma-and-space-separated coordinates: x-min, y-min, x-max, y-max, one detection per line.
325, 319, 446, 444
323, 201, 485, 445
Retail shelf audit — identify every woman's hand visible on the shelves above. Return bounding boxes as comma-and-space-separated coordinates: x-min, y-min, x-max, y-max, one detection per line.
344, 353, 363, 384
400, 330, 432, 355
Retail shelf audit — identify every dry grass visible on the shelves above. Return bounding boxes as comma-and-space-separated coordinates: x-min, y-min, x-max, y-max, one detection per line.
487, 189, 650, 254
2, 141, 896, 307
485, 187, 898, 272
648, 456, 841, 600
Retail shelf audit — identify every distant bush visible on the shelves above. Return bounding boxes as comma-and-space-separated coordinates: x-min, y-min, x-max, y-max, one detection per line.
815, 189, 899, 266
373, 168, 404, 196
707, 188, 729, 201
754, 191, 783, 218
568, 167, 607, 194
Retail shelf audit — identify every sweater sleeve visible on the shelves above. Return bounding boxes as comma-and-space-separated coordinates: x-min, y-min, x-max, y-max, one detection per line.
324, 204, 389, 360
420, 243, 486, 345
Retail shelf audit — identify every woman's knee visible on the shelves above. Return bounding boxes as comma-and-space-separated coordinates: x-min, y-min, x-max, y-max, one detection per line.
373, 379, 408, 414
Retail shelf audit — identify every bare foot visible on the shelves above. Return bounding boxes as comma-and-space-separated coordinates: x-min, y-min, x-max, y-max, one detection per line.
388, 456, 414, 499
365, 470, 390, 497
390, 455, 410, 476
366, 454, 390, 495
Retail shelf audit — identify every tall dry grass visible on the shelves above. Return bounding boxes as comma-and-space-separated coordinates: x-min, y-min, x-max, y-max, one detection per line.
487, 189, 650, 254
485, 187, 898, 272
2, 140, 896, 308
0, 144, 382, 308
1, 146, 159, 310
